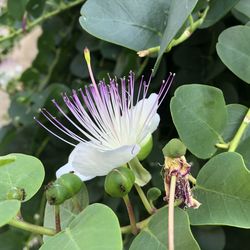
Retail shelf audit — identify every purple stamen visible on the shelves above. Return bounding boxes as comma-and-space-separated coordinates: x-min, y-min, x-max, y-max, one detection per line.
35, 71, 174, 151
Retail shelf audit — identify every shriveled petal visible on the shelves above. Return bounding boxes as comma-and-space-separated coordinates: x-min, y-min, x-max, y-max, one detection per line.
56, 163, 94, 181
68, 142, 140, 177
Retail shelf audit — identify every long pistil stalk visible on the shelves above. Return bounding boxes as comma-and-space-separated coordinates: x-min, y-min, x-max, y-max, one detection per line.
168, 175, 177, 250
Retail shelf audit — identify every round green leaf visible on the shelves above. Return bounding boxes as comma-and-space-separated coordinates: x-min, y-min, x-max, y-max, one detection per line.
0, 200, 20, 227
129, 207, 200, 250
0, 154, 45, 202
79, 0, 170, 51
216, 25, 250, 84
170, 84, 227, 159
40, 204, 122, 250
188, 152, 250, 228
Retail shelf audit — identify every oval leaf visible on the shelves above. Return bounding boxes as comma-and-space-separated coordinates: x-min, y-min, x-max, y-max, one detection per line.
40, 204, 122, 250
170, 84, 227, 159
0, 200, 20, 227
0, 154, 45, 201
79, 0, 170, 51
216, 25, 250, 84
188, 152, 250, 228
130, 207, 200, 250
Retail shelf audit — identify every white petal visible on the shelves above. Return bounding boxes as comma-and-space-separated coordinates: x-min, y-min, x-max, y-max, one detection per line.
68, 142, 140, 177
56, 163, 95, 181
133, 93, 160, 141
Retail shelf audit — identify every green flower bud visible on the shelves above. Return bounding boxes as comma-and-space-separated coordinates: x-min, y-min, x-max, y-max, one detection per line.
56, 173, 82, 199
137, 134, 153, 161
162, 138, 186, 158
45, 183, 68, 205
147, 187, 161, 202
104, 166, 135, 198
6, 187, 26, 201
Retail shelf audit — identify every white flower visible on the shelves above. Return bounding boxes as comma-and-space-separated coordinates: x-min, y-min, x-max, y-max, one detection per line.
36, 51, 174, 181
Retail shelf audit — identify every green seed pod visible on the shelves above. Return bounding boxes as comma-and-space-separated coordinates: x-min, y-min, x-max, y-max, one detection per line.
104, 167, 135, 198
6, 187, 26, 201
137, 134, 153, 161
56, 173, 82, 199
162, 138, 187, 158
147, 187, 161, 202
45, 183, 68, 205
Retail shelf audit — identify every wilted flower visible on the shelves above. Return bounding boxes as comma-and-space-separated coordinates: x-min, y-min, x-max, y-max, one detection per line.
163, 156, 201, 209
35, 48, 174, 181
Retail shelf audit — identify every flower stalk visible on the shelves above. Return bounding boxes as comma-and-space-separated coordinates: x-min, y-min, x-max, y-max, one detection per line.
134, 183, 155, 214
123, 194, 138, 235
168, 175, 177, 250
54, 205, 61, 233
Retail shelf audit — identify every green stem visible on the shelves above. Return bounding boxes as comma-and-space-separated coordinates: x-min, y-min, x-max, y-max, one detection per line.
137, 5, 209, 56
136, 57, 149, 78
229, 108, 250, 152
35, 137, 50, 157
121, 199, 183, 234
188, 175, 197, 185
0, 0, 85, 44
38, 48, 61, 91
123, 194, 138, 235
8, 219, 56, 236
121, 215, 151, 234
168, 175, 177, 250
137, 46, 160, 57
188, 15, 194, 32
134, 183, 155, 214
216, 143, 230, 149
